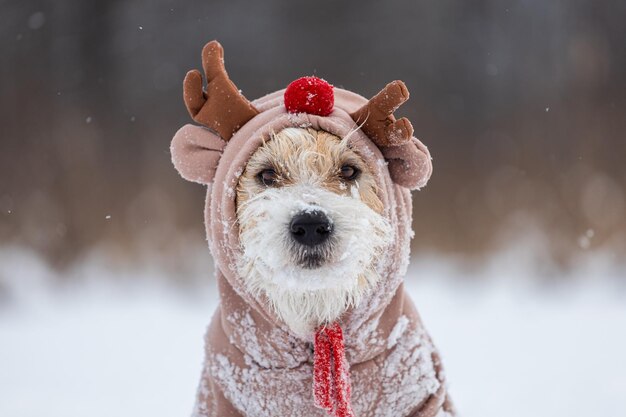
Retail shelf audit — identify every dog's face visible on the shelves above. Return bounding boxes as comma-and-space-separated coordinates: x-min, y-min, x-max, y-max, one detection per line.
235, 127, 392, 336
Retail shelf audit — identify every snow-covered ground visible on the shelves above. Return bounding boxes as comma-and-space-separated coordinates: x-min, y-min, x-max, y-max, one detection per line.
1, 245, 625, 417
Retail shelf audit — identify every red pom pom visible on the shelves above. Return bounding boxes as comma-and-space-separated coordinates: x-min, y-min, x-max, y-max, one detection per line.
284, 76, 334, 116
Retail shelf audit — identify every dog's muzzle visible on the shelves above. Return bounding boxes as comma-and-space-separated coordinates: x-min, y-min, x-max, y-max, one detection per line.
289, 210, 333, 247
289, 210, 333, 269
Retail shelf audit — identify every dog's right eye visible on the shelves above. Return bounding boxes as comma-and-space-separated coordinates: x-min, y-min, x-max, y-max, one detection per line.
257, 169, 278, 186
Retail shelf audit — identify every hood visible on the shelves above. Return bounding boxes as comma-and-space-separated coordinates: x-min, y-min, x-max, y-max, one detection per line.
170, 41, 433, 367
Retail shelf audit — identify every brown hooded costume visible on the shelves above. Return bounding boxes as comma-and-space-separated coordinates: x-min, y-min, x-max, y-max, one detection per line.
171, 41, 455, 417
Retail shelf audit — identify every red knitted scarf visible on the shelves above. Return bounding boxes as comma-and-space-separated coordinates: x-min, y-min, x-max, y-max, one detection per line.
313, 322, 354, 417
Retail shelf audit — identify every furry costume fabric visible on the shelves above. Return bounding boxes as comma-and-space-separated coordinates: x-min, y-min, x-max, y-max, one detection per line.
171, 41, 455, 417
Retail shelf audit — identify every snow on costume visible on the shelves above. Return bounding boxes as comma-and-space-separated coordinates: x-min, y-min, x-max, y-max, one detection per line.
171, 40, 455, 417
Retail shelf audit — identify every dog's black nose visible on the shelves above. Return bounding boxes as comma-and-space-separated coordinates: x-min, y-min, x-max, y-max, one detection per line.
289, 211, 333, 246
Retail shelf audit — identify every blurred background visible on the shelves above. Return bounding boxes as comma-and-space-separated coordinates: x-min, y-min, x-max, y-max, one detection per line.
2, 0, 625, 271
1, 1, 625, 417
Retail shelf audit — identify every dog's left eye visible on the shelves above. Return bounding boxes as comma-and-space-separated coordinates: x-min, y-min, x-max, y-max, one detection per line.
257, 169, 278, 186
339, 165, 360, 181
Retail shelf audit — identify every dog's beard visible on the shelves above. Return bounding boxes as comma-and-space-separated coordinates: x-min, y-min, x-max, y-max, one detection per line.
237, 185, 393, 336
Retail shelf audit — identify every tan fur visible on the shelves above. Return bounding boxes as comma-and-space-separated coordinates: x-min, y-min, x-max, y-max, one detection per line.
236, 127, 383, 215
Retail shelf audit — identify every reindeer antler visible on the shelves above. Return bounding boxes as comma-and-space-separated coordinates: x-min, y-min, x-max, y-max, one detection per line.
350, 80, 414, 147
183, 40, 259, 140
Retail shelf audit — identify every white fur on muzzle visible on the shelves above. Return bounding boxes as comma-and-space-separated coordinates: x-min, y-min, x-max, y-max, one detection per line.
237, 184, 393, 336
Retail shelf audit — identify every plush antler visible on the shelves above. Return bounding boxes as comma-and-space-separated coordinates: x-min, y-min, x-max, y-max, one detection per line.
183, 40, 259, 140
350, 80, 414, 147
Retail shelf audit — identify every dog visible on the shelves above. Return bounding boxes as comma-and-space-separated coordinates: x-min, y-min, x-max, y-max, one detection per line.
236, 127, 391, 337
171, 40, 455, 417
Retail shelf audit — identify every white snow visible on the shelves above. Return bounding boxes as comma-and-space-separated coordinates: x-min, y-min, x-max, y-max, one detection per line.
387, 315, 409, 349
27, 12, 45, 30
0, 245, 625, 417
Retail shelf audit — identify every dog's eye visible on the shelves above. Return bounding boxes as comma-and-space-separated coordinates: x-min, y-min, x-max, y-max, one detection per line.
339, 165, 360, 181
257, 169, 278, 186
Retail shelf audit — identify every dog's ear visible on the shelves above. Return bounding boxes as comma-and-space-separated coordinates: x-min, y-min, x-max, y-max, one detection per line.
171, 124, 226, 185
380, 137, 432, 190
